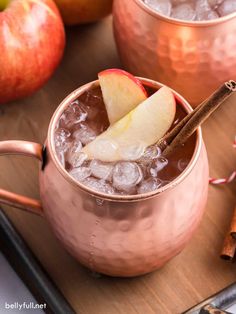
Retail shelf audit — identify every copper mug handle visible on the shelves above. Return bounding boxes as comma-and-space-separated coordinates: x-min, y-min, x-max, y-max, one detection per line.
0, 140, 44, 216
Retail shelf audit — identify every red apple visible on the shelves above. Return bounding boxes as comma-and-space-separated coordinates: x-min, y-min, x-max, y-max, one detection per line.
54, 0, 113, 25
0, 0, 65, 104
98, 68, 148, 124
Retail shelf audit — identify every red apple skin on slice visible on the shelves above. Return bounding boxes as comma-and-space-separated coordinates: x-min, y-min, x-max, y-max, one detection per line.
98, 68, 148, 124
0, 0, 65, 104
82, 86, 176, 162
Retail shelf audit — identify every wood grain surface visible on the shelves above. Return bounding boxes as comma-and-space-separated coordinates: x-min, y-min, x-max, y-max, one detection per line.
0, 17, 236, 314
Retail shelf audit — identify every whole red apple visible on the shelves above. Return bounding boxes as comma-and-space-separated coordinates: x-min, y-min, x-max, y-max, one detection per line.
0, 0, 65, 104
54, 0, 113, 25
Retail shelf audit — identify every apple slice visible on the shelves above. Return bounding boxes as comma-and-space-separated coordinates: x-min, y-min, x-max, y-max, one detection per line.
82, 86, 176, 162
98, 69, 148, 124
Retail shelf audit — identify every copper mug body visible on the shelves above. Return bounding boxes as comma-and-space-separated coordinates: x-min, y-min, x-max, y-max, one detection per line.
0, 79, 209, 277
113, 0, 236, 105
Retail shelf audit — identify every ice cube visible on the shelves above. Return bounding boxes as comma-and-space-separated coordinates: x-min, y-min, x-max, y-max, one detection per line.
66, 141, 84, 167
137, 177, 162, 194
54, 128, 71, 152
208, 0, 224, 9
195, 0, 219, 20
136, 145, 162, 178
60, 101, 87, 128
144, 0, 172, 16
196, 0, 211, 9
142, 145, 162, 161
171, 3, 196, 20
150, 157, 168, 177
112, 162, 143, 192
69, 167, 91, 181
56, 151, 65, 168
197, 9, 219, 20
119, 142, 145, 161
90, 160, 114, 181
217, 0, 236, 16
195, 0, 219, 21
82, 177, 115, 194
68, 140, 82, 155
73, 124, 97, 145
68, 152, 88, 168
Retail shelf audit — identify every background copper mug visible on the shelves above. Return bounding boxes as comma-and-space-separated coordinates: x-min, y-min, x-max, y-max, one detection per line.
113, 0, 236, 106
0, 79, 209, 277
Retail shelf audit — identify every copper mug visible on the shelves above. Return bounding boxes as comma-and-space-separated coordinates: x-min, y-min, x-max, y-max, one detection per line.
113, 0, 236, 105
0, 78, 209, 277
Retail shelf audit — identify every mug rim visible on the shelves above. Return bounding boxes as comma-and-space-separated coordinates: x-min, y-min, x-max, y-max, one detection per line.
135, 0, 236, 27
48, 78, 202, 202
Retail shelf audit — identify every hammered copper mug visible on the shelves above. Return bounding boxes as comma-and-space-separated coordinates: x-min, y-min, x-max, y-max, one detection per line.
0, 78, 209, 277
113, 0, 236, 105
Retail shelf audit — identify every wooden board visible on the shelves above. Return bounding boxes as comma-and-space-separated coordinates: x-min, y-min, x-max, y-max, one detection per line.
1, 17, 236, 314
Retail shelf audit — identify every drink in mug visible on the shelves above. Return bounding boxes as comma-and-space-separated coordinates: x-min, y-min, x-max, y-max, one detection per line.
0, 70, 209, 276
143, 0, 236, 21
54, 69, 196, 196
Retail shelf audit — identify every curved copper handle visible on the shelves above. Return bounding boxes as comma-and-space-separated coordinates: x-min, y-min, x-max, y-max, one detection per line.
0, 141, 44, 216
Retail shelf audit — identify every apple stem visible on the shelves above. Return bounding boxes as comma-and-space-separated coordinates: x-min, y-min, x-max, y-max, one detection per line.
0, 0, 10, 11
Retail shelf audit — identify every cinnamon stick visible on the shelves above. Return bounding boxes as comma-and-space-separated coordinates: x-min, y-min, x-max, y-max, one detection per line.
220, 232, 236, 260
158, 101, 204, 151
160, 80, 236, 156
221, 205, 236, 260
229, 205, 236, 239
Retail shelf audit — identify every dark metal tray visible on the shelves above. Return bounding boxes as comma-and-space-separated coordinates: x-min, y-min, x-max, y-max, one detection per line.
183, 283, 236, 314
0, 207, 75, 314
